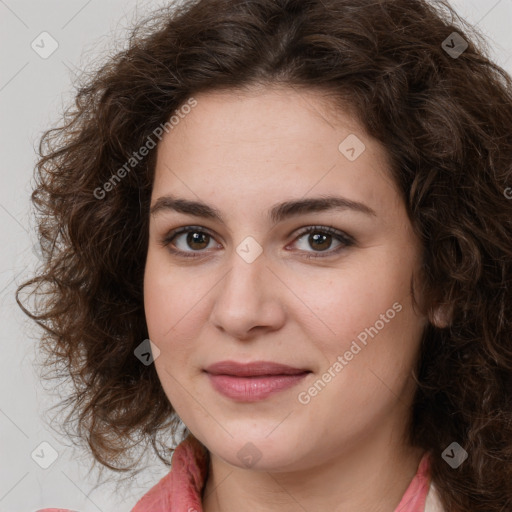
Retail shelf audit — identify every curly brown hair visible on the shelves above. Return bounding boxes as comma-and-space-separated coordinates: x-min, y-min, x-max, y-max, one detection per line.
16, 0, 512, 509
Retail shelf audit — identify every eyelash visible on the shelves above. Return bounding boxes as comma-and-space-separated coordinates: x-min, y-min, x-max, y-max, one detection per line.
159, 225, 355, 260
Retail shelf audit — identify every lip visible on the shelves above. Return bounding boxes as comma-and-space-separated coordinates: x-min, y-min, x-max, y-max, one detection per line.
205, 360, 309, 377
204, 360, 311, 402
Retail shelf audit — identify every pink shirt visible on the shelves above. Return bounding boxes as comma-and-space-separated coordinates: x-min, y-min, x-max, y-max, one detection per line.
38, 434, 439, 512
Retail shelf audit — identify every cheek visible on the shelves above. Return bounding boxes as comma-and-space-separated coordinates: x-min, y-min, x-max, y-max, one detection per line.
295, 272, 423, 448
143, 249, 204, 342
304, 250, 424, 382
296, 259, 412, 343
143, 252, 206, 412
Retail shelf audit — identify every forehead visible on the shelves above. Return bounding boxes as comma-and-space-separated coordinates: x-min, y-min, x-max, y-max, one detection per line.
152, 86, 400, 217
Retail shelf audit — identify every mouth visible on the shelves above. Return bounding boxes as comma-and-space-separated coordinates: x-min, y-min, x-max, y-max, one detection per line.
203, 360, 312, 402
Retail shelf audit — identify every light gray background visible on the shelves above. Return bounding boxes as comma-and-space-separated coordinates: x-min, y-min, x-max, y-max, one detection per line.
1, 0, 511, 511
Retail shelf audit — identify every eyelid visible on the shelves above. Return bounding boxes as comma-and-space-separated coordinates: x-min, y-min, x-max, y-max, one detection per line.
292, 225, 354, 246
159, 224, 354, 258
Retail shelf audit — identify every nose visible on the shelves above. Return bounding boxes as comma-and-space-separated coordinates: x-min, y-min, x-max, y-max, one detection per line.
209, 251, 287, 341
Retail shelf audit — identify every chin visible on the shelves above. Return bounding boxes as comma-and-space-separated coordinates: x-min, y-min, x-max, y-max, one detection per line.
196, 426, 310, 471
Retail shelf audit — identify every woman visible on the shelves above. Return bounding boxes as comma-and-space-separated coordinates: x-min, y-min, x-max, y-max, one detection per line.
18, 0, 512, 511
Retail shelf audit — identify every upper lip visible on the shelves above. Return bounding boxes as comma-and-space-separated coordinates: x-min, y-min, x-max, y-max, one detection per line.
204, 360, 310, 377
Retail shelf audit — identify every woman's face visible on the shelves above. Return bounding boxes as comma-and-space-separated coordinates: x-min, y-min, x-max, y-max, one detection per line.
144, 86, 427, 471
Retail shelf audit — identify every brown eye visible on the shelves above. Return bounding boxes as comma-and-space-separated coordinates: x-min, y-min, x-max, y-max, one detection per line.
184, 231, 210, 250
307, 232, 333, 251
291, 226, 354, 258
161, 227, 218, 257
160, 225, 354, 260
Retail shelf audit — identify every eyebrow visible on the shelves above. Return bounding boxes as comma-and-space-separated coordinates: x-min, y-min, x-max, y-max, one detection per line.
150, 194, 377, 224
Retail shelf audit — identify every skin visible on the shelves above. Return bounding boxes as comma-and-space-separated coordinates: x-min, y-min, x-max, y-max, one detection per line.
144, 85, 430, 512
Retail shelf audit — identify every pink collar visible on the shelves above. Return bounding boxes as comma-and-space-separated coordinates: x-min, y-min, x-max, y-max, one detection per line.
131, 435, 431, 512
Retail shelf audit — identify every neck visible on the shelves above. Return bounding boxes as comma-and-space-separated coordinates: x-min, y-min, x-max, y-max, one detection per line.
202, 423, 426, 512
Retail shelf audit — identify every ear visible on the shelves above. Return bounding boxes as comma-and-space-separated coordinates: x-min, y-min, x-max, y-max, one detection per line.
431, 303, 453, 328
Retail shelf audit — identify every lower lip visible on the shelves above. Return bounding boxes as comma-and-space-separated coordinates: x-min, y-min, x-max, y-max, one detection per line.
206, 372, 310, 402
